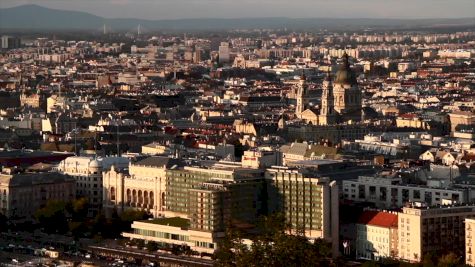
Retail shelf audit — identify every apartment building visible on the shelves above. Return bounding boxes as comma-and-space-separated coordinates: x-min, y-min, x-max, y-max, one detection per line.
343, 175, 467, 209
356, 211, 398, 260
398, 204, 475, 262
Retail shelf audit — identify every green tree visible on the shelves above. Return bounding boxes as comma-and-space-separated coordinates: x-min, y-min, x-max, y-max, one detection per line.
214, 213, 334, 267
34, 200, 68, 233
437, 253, 460, 267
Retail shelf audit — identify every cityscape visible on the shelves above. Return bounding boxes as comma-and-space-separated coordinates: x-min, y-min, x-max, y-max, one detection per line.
0, 1, 474, 267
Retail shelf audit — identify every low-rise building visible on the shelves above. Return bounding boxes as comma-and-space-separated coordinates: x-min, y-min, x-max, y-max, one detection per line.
0, 168, 75, 218
356, 210, 398, 260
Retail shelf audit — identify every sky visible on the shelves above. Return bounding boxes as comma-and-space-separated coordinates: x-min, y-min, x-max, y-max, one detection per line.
0, 0, 474, 20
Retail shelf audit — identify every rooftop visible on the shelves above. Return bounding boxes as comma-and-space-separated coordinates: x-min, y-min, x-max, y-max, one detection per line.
142, 217, 190, 229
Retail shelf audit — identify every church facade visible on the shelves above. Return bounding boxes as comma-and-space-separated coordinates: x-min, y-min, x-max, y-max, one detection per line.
295, 53, 362, 125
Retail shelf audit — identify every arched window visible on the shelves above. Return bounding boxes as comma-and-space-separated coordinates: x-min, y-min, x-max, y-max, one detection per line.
110, 187, 116, 201
138, 190, 143, 205
132, 189, 137, 206
126, 189, 131, 204
143, 191, 149, 206
149, 192, 154, 209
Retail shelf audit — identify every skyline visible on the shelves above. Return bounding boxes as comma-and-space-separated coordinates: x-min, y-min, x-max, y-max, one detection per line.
1, 0, 474, 20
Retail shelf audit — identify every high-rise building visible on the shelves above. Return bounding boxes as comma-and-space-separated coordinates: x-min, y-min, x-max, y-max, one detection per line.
218, 42, 231, 64
265, 166, 339, 256
1, 35, 21, 49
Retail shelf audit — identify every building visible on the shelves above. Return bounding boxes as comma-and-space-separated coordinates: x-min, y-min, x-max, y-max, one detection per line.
0, 168, 75, 218
467, 218, 475, 266
57, 156, 129, 216
122, 217, 221, 255
280, 141, 338, 165
356, 210, 398, 260
332, 54, 362, 123
1, 36, 21, 49
265, 166, 339, 257
103, 156, 181, 218
398, 204, 475, 262
343, 175, 468, 208
165, 161, 265, 224
218, 42, 231, 64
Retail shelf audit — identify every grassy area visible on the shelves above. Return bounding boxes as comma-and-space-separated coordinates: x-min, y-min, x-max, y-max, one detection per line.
142, 217, 190, 228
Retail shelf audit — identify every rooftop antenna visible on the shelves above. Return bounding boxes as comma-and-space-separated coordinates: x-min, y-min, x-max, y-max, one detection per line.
116, 116, 120, 157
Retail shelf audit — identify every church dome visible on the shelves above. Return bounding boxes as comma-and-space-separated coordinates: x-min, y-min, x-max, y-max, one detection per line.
334, 53, 357, 85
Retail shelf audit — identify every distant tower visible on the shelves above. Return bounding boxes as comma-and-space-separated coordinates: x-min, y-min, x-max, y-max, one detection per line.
319, 72, 336, 125
295, 74, 308, 117
103, 24, 107, 35
137, 24, 141, 36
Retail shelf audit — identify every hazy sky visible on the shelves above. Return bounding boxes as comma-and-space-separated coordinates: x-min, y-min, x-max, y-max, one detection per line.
1, 0, 474, 20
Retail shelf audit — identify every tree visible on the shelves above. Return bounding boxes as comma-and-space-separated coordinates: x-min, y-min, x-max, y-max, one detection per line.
146, 241, 159, 252
437, 253, 461, 267
34, 200, 68, 233
214, 213, 334, 267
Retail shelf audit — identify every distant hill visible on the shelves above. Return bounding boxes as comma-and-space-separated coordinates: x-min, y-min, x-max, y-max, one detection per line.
0, 4, 474, 31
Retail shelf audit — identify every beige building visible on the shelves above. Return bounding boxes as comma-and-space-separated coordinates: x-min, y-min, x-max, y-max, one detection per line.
449, 111, 475, 133
58, 156, 129, 216
356, 211, 398, 260
398, 204, 475, 263
0, 168, 76, 218
103, 157, 176, 218
467, 218, 475, 266
123, 217, 222, 255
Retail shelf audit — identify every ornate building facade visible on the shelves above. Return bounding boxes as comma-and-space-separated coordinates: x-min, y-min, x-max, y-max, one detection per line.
295, 53, 362, 125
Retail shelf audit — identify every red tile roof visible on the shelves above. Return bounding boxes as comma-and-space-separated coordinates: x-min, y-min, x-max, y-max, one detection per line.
357, 211, 398, 228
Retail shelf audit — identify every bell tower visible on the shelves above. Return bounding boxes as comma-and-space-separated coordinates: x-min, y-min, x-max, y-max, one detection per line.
319, 72, 336, 125
295, 75, 308, 117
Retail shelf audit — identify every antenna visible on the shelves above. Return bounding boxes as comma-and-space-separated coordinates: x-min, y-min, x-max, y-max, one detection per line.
116, 116, 120, 157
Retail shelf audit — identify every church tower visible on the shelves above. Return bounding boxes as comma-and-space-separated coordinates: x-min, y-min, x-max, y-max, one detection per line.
295, 75, 308, 117
318, 72, 336, 125
332, 53, 362, 122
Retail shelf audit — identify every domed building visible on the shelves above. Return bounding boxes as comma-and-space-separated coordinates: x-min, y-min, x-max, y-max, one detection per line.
331, 53, 362, 123
294, 53, 362, 126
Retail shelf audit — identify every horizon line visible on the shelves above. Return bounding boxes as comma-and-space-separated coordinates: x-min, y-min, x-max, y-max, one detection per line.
2, 3, 474, 21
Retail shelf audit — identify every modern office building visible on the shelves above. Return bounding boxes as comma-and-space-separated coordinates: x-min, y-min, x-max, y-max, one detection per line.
397, 204, 475, 262
265, 166, 339, 256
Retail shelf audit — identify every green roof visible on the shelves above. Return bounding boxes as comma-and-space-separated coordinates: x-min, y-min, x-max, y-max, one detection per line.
142, 217, 190, 228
